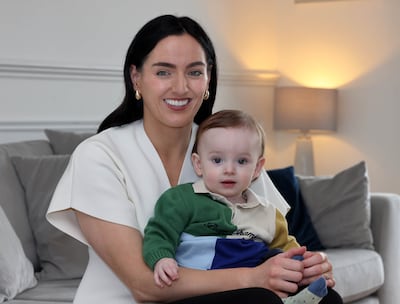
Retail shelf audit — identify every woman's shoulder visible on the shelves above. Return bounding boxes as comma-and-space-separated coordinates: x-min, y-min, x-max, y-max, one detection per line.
74, 121, 141, 155
91, 121, 141, 143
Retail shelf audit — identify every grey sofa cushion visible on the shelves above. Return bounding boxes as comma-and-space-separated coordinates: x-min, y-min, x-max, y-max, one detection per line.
297, 161, 373, 250
326, 248, 384, 303
45, 129, 93, 154
11, 155, 88, 281
15, 279, 80, 303
5, 300, 72, 304
0, 206, 37, 302
0, 140, 53, 269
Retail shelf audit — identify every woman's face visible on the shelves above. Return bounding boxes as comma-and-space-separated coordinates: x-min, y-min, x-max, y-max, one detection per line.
131, 34, 210, 132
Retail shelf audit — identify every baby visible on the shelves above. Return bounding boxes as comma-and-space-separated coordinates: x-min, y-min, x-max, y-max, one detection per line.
143, 110, 327, 303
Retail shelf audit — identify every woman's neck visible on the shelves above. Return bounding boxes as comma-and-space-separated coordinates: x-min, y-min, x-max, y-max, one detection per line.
144, 122, 193, 186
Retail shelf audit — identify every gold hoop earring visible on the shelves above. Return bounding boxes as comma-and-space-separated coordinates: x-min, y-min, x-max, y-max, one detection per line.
135, 90, 142, 101
203, 90, 210, 101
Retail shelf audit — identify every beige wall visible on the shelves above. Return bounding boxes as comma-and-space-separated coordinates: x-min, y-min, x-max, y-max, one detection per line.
0, 0, 398, 193
272, 0, 400, 194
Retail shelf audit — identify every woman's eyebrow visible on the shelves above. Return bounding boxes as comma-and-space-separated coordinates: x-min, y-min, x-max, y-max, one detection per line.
152, 61, 206, 68
188, 61, 206, 68
152, 62, 175, 68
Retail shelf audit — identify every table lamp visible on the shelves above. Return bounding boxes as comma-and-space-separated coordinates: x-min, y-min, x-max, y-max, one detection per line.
274, 87, 338, 176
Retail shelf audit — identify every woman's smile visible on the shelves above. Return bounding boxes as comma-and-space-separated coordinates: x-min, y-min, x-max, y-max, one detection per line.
164, 98, 191, 108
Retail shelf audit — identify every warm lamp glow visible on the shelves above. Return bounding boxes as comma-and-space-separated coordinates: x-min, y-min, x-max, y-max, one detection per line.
274, 87, 337, 133
274, 87, 338, 175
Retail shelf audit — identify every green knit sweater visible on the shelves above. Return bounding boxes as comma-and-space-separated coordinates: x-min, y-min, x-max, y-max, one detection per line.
143, 183, 237, 268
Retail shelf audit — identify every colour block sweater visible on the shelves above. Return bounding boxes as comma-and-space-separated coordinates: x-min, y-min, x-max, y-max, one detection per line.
143, 180, 299, 270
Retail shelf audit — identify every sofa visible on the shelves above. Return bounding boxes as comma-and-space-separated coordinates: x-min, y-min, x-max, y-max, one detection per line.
1, 129, 399, 304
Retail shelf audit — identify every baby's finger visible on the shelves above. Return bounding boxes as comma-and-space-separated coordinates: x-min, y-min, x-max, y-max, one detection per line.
165, 266, 179, 281
154, 273, 165, 288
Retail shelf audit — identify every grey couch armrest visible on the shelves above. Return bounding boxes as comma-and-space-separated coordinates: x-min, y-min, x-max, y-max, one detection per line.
370, 192, 400, 304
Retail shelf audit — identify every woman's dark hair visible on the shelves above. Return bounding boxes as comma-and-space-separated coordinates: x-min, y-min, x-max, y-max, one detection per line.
97, 15, 218, 133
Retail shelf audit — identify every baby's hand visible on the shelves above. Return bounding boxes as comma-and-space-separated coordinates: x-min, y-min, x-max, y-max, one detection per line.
154, 258, 179, 288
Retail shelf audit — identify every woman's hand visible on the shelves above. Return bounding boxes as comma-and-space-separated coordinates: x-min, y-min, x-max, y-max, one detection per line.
301, 251, 335, 288
250, 246, 307, 298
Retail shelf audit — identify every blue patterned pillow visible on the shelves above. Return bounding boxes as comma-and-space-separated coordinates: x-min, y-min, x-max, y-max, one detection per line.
267, 166, 324, 251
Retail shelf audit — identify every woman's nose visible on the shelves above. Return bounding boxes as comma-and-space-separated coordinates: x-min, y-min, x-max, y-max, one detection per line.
173, 73, 189, 93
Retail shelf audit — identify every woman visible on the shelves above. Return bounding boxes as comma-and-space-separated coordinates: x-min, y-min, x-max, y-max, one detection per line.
47, 15, 341, 304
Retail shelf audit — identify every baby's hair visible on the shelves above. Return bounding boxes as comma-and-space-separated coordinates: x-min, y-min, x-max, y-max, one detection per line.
193, 109, 265, 157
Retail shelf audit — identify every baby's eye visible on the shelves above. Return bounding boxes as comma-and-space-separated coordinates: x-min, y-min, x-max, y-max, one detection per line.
212, 157, 222, 164
237, 158, 248, 165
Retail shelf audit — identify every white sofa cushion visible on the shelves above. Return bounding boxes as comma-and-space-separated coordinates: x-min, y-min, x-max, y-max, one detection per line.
326, 248, 384, 303
348, 297, 379, 304
0, 205, 37, 302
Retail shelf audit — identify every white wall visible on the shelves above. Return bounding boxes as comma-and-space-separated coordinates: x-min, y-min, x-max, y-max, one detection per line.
0, 0, 399, 194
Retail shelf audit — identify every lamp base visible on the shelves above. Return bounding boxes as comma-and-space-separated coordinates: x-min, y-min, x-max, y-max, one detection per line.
294, 135, 315, 176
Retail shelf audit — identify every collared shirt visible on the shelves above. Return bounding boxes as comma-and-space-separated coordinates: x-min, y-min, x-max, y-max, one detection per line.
192, 179, 277, 243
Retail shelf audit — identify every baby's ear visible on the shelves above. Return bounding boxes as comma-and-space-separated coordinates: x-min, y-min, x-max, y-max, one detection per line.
252, 156, 266, 180
191, 153, 203, 177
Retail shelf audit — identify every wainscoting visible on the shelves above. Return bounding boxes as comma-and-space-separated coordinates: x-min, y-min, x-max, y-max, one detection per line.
0, 120, 98, 143
0, 61, 279, 143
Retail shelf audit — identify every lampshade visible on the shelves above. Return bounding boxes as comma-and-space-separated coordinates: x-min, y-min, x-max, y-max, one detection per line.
274, 87, 338, 133
274, 86, 338, 176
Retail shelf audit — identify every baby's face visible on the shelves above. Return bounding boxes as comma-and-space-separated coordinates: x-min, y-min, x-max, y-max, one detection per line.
192, 127, 263, 203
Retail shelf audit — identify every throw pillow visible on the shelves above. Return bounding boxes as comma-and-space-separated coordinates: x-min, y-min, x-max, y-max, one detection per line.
44, 129, 94, 154
11, 155, 89, 280
267, 167, 324, 251
0, 205, 37, 302
297, 161, 373, 249
0, 140, 53, 270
